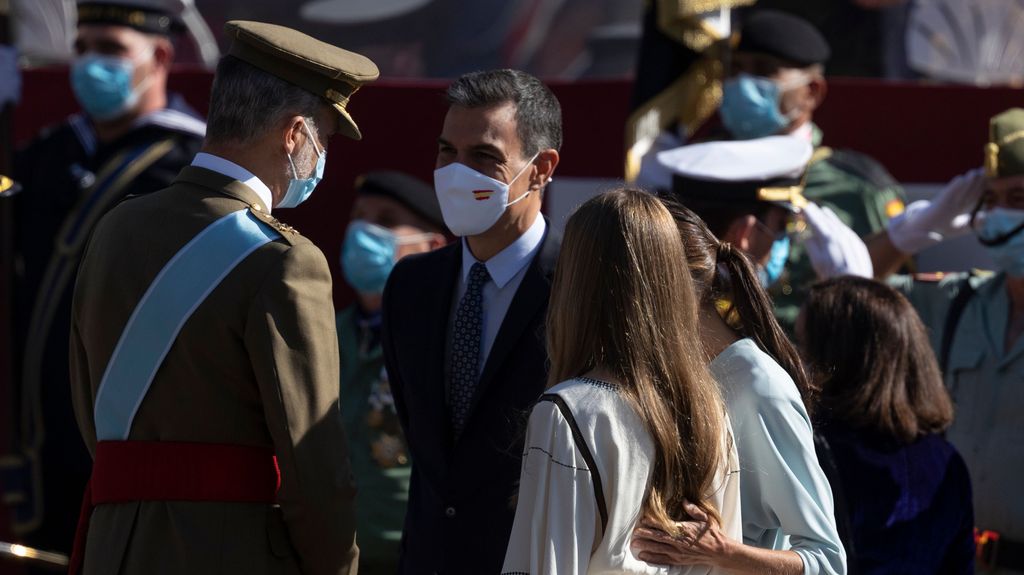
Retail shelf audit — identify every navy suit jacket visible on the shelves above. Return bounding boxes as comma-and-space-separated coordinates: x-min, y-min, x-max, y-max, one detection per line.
381, 222, 560, 575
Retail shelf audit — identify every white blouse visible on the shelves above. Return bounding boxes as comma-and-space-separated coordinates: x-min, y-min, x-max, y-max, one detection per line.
502, 376, 742, 574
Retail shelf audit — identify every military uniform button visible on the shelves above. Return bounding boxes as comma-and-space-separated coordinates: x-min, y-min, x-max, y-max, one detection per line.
252, 204, 262, 211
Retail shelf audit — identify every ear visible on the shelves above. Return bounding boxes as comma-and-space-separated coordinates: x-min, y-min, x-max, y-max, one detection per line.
806, 75, 827, 113
531, 149, 560, 190
152, 38, 174, 71
282, 115, 307, 156
725, 215, 758, 253
428, 233, 449, 250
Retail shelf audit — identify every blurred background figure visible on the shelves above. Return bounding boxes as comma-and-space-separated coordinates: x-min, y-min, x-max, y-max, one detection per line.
867, 107, 1024, 574
335, 170, 447, 574
717, 9, 907, 333
800, 276, 974, 575
2, 0, 205, 562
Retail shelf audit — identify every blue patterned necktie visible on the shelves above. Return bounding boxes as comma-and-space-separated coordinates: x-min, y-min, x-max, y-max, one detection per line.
449, 262, 490, 436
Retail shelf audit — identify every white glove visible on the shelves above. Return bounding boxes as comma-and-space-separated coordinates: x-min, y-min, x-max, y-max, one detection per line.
802, 203, 874, 279
886, 168, 987, 254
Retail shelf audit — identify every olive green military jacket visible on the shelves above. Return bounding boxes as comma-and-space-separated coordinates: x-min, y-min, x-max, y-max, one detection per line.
891, 271, 1024, 555
772, 126, 907, 333
69, 166, 358, 575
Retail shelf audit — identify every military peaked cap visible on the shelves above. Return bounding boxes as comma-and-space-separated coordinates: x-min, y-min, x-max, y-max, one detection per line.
657, 136, 813, 212
224, 20, 380, 140
986, 108, 1024, 179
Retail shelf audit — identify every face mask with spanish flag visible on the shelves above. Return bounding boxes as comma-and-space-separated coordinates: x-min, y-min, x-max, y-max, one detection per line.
433, 153, 538, 237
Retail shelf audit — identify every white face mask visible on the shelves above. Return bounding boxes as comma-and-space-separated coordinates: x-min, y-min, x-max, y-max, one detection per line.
433, 153, 539, 237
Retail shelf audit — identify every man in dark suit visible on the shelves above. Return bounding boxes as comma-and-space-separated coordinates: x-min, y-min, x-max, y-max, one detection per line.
382, 69, 562, 575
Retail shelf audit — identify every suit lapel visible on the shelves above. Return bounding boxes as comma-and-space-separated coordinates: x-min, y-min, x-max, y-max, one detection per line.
468, 225, 561, 418
420, 244, 462, 458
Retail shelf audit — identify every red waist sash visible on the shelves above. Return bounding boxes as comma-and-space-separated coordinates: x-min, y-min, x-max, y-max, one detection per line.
70, 441, 280, 574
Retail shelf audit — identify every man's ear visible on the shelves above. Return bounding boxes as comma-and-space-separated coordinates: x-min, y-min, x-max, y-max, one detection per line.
428, 232, 449, 249
152, 38, 174, 71
806, 75, 827, 113
282, 115, 306, 156
532, 149, 560, 190
725, 215, 758, 253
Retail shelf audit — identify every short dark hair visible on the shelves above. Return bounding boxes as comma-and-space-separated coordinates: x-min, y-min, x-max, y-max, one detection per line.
206, 56, 325, 145
445, 69, 563, 157
801, 277, 954, 444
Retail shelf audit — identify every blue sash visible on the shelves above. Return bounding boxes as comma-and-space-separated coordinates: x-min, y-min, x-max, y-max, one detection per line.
93, 209, 280, 441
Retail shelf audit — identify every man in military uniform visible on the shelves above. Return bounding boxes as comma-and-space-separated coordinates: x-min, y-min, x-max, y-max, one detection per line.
867, 109, 1024, 574
718, 10, 908, 331
335, 171, 448, 573
2, 0, 205, 556
68, 20, 377, 574
656, 135, 873, 290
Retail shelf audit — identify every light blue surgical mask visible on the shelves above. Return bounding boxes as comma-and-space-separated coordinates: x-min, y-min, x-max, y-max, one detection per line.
70, 50, 154, 121
720, 73, 802, 140
341, 220, 437, 294
757, 235, 791, 287
979, 208, 1024, 277
278, 121, 326, 209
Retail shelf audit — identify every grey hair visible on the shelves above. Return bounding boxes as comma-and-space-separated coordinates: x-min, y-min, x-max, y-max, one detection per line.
206, 56, 324, 146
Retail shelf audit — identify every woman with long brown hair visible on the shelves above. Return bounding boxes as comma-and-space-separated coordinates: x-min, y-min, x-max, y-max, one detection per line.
631, 200, 845, 575
502, 189, 740, 574
799, 276, 973, 574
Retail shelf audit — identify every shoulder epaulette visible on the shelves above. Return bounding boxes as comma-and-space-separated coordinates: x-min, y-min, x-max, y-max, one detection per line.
249, 206, 302, 245
822, 148, 900, 189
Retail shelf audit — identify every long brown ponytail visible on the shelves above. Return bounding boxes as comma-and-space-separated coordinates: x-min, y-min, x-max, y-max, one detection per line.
659, 195, 818, 414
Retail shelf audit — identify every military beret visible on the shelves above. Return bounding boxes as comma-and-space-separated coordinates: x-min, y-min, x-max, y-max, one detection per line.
356, 171, 445, 231
738, 10, 831, 67
657, 136, 813, 212
224, 20, 380, 140
986, 108, 1024, 179
77, 0, 183, 35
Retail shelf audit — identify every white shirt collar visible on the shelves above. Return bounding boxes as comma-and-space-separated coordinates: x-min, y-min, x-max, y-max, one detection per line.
791, 121, 814, 143
190, 152, 274, 214
461, 214, 547, 289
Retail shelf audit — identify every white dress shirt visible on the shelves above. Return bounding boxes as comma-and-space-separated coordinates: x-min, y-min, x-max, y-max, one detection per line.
451, 214, 547, 374
191, 152, 274, 214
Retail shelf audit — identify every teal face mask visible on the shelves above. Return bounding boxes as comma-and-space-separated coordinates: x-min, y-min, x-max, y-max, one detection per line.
719, 73, 808, 140
70, 51, 153, 121
758, 235, 791, 287
978, 208, 1024, 277
279, 121, 325, 209
341, 220, 436, 294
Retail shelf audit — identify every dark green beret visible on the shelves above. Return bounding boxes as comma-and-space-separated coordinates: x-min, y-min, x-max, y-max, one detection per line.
356, 171, 445, 231
986, 108, 1024, 179
224, 20, 379, 140
738, 10, 831, 67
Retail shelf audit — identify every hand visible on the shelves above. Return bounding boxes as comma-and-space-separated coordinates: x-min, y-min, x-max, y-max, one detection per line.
802, 203, 874, 279
886, 168, 987, 255
631, 501, 728, 567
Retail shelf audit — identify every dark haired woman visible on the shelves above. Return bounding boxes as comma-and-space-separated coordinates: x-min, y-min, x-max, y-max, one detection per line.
632, 201, 845, 575
502, 190, 740, 573
799, 276, 974, 574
